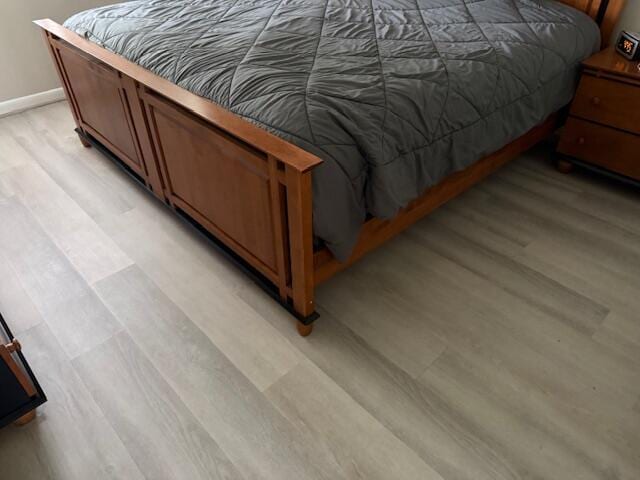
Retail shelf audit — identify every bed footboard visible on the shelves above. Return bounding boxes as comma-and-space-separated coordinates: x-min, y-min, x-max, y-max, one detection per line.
36, 20, 322, 333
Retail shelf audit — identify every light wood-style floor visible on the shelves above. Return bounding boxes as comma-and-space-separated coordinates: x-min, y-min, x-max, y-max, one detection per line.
0, 102, 639, 480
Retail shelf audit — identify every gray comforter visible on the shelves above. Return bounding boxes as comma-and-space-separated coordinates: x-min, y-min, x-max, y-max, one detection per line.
65, 0, 600, 260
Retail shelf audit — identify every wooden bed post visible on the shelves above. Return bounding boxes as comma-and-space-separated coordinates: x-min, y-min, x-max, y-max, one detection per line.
599, 0, 626, 47
40, 29, 90, 147
285, 166, 316, 336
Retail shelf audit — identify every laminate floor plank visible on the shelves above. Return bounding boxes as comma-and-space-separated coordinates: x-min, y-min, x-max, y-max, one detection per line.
319, 206, 638, 410
522, 237, 640, 311
0, 119, 32, 173
506, 157, 640, 237
100, 206, 302, 392
517, 152, 640, 208
428, 209, 640, 397
11, 113, 133, 223
23, 102, 78, 141
497, 159, 583, 204
1, 104, 639, 480
441, 189, 535, 247
317, 249, 447, 378
250, 243, 640, 479
593, 312, 640, 365
265, 359, 444, 480
488, 166, 640, 259
0, 252, 44, 335
93, 265, 345, 480
23, 103, 159, 213
420, 348, 640, 480
481, 175, 640, 262
472, 181, 640, 286
0, 196, 123, 358
0, 323, 144, 480
0, 163, 133, 285
73, 331, 243, 480
407, 219, 640, 407
318, 224, 640, 445
243, 285, 530, 480
0, 427, 51, 479
412, 212, 609, 336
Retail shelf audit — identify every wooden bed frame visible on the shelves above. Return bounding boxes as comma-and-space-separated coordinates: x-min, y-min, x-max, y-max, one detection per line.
35, 0, 624, 336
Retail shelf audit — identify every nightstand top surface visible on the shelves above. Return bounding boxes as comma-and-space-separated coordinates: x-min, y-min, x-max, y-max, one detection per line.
582, 47, 640, 81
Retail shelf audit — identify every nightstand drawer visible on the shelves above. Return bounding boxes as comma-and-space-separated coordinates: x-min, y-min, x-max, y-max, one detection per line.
571, 75, 640, 135
558, 118, 640, 180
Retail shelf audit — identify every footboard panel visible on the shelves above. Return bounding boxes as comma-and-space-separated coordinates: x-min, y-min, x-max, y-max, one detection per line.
53, 41, 147, 178
37, 19, 321, 326
143, 90, 284, 282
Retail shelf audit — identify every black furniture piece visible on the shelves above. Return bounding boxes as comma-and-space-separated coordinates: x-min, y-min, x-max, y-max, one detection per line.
0, 311, 46, 428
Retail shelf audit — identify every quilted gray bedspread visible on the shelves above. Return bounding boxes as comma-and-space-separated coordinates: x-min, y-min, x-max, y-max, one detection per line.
65, 0, 599, 260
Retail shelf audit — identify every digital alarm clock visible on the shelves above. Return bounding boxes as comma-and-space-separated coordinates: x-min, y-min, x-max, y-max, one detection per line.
615, 30, 640, 60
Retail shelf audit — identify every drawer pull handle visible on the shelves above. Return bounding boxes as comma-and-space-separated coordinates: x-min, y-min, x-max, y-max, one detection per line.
578, 137, 585, 145
591, 96, 601, 106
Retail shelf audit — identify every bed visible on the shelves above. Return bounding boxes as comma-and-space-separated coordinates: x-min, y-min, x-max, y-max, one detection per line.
35, 0, 625, 335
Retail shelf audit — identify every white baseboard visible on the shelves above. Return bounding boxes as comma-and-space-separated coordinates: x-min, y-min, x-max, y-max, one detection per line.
0, 88, 66, 118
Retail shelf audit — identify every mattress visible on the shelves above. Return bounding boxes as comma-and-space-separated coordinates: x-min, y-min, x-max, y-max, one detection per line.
64, 0, 600, 260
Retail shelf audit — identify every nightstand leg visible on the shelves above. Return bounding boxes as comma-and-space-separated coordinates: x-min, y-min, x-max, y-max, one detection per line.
556, 159, 574, 174
14, 409, 36, 427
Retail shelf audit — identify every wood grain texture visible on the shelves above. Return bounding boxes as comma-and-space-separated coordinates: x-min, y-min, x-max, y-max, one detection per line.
0, 253, 44, 335
244, 293, 529, 480
0, 116, 32, 173
571, 74, 640, 135
16, 110, 133, 223
1, 103, 639, 479
559, 117, 640, 180
558, 46, 640, 182
56, 43, 143, 173
0, 196, 123, 358
265, 360, 445, 480
73, 331, 242, 480
99, 205, 302, 392
582, 47, 640, 83
1, 163, 133, 285
421, 347, 640, 479
0, 323, 144, 480
94, 265, 345, 480
145, 91, 280, 274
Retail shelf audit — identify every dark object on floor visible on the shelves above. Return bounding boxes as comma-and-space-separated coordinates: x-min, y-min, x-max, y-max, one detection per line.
0, 312, 46, 428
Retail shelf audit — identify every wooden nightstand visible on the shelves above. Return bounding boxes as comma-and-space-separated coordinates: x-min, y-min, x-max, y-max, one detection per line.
557, 47, 640, 180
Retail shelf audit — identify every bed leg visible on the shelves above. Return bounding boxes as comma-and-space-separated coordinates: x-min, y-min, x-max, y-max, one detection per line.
556, 158, 573, 174
76, 130, 92, 148
296, 321, 313, 337
286, 167, 317, 335
14, 410, 36, 427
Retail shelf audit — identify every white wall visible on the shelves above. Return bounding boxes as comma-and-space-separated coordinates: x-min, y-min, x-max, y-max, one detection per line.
0, 0, 117, 103
612, 0, 640, 43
